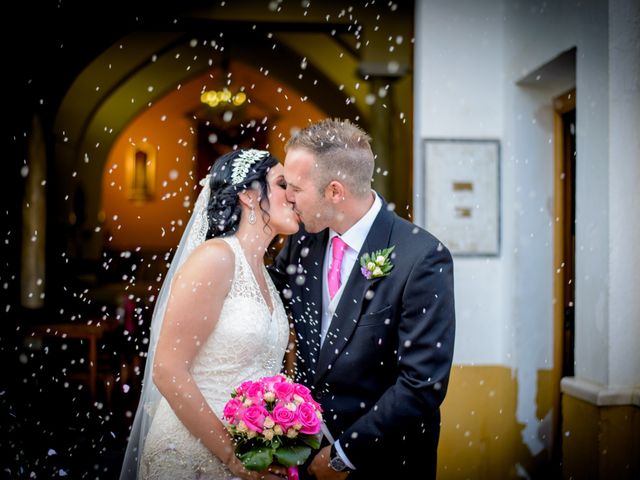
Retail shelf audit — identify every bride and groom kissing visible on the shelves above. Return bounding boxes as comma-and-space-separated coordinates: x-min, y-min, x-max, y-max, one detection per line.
121, 118, 456, 480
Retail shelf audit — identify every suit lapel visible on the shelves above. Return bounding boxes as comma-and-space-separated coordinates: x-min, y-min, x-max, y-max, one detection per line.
313, 204, 395, 386
296, 229, 328, 374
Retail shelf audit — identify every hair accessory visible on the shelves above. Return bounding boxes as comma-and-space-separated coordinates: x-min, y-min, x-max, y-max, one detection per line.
231, 149, 269, 185
199, 174, 211, 187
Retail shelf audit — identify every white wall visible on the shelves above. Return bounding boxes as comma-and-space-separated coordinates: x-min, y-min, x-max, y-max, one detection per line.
501, 0, 638, 390
415, 0, 639, 457
414, 0, 506, 366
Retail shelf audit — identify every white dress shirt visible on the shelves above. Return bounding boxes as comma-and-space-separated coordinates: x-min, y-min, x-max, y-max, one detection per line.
320, 193, 382, 345
319, 192, 382, 469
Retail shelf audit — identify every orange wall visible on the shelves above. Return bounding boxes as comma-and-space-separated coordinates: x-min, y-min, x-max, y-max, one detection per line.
102, 62, 326, 250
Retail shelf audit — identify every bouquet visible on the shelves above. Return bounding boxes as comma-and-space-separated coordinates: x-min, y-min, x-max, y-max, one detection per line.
223, 374, 323, 480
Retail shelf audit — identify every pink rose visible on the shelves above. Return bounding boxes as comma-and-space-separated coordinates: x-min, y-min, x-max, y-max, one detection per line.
223, 398, 244, 423
236, 380, 254, 396
293, 384, 312, 402
308, 398, 323, 412
261, 374, 287, 389
273, 382, 295, 402
297, 403, 321, 435
272, 404, 297, 430
245, 382, 265, 403
292, 385, 322, 411
242, 405, 268, 432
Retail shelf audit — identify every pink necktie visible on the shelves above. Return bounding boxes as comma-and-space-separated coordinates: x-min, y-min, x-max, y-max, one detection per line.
328, 236, 347, 300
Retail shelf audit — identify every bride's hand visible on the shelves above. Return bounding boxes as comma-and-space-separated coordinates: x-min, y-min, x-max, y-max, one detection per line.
227, 457, 253, 479
228, 457, 286, 480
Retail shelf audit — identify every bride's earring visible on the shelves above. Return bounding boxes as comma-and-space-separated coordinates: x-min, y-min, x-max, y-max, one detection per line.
248, 206, 257, 225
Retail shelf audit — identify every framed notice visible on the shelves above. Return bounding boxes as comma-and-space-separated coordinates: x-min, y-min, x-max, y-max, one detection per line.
423, 139, 500, 256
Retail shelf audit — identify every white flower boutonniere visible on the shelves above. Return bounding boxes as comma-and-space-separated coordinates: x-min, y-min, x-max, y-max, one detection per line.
359, 246, 395, 279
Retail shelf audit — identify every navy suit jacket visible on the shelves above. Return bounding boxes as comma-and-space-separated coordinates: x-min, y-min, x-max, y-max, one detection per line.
270, 200, 455, 479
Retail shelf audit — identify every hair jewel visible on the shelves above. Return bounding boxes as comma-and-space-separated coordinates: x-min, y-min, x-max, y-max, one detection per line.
199, 174, 211, 187
231, 149, 269, 185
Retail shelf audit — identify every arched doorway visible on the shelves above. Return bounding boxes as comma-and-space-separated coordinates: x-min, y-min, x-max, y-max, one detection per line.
7, 3, 414, 476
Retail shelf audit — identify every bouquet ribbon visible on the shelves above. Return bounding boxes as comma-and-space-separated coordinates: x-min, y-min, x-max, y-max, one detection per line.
287, 466, 299, 480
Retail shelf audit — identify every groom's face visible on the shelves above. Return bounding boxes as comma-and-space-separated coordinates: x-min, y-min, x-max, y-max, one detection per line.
283, 147, 333, 233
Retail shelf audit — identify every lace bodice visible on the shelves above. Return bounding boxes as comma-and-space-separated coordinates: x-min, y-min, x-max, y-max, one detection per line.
140, 235, 289, 479
189, 235, 289, 413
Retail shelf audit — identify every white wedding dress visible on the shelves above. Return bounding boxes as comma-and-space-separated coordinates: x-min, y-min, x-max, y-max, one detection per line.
139, 236, 289, 479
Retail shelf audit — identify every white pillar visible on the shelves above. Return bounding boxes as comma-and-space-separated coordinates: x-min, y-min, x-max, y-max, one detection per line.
608, 0, 640, 389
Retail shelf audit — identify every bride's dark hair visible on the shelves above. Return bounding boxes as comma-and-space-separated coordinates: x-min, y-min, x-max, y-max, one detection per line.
205, 149, 279, 239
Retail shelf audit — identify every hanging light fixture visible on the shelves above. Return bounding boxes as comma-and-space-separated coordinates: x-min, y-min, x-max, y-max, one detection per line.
200, 88, 246, 108
200, 56, 247, 109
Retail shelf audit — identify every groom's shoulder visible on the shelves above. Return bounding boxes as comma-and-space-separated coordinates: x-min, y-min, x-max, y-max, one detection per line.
289, 226, 322, 244
390, 213, 450, 257
281, 226, 324, 254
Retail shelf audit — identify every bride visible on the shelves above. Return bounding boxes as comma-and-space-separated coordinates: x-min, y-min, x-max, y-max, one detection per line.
120, 149, 298, 479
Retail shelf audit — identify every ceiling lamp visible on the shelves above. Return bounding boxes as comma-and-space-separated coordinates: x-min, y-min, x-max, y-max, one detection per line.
200, 88, 247, 108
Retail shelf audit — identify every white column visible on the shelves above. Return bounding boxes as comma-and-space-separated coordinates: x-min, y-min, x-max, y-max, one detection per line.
563, 0, 640, 404
608, 0, 640, 389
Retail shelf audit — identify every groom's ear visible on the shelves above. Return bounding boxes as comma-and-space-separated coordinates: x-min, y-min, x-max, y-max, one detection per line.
325, 181, 346, 204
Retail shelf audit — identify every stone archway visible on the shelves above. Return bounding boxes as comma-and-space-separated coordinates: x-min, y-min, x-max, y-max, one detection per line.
52, 2, 415, 261
54, 30, 363, 259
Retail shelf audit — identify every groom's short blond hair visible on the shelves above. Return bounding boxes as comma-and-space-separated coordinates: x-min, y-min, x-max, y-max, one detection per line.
285, 118, 374, 198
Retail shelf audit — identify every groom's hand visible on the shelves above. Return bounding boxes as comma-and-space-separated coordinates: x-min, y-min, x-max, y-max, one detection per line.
307, 446, 349, 480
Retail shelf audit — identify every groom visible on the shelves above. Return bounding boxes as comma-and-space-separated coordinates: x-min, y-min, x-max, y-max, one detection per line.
270, 119, 455, 479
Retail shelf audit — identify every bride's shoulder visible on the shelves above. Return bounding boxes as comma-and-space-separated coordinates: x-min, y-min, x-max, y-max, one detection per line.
195, 237, 235, 261
180, 238, 236, 277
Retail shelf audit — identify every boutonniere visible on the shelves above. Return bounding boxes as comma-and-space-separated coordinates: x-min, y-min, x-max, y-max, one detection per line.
359, 246, 395, 279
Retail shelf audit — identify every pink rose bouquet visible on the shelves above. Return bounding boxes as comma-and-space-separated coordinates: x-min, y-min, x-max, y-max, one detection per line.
223, 374, 323, 479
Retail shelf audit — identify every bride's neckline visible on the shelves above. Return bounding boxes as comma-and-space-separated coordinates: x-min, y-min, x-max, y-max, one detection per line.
230, 235, 275, 316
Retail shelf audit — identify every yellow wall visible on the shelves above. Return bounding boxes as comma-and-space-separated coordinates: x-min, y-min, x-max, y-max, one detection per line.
101, 80, 196, 250
101, 62, 326, 250
562, 394, 640, 480
439, 365, 555, 479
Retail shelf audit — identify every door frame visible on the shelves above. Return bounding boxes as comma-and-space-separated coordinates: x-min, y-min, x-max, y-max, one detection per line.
552, 88, 576, 462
